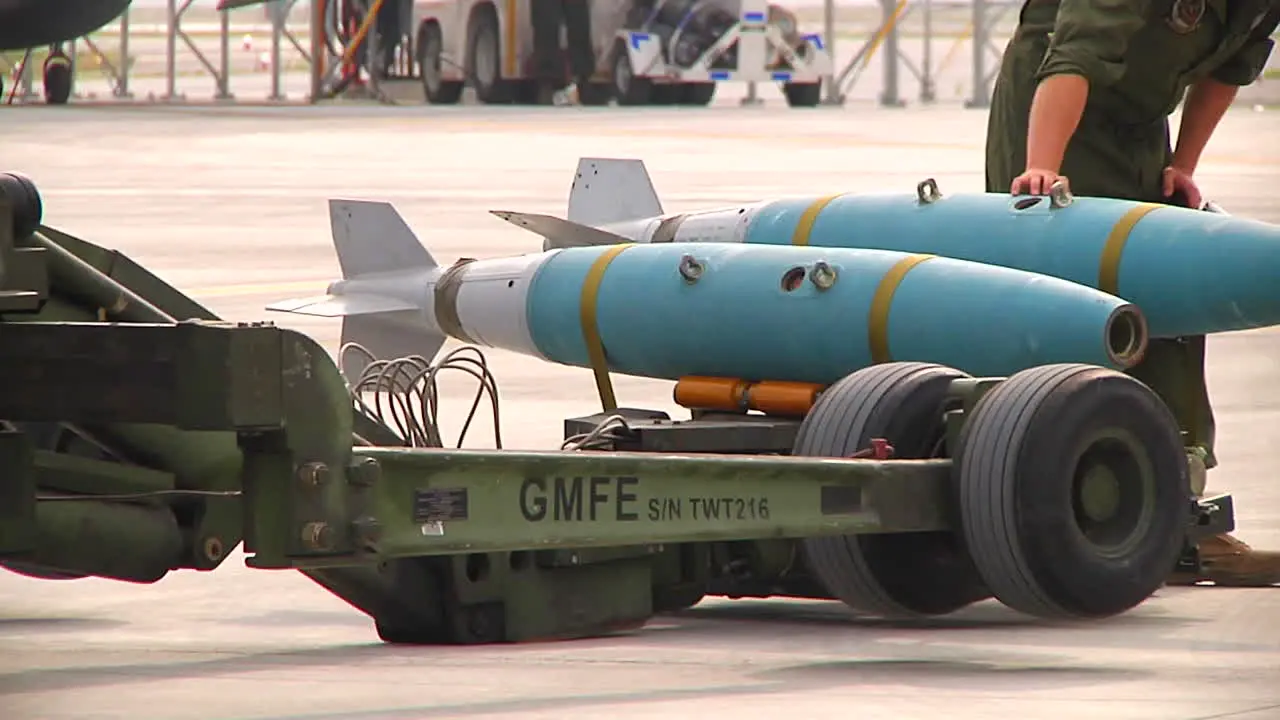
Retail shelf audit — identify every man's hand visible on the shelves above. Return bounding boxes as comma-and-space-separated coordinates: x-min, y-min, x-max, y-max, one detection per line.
1162, 166, 1204, 208
1011, 169, 1068, 196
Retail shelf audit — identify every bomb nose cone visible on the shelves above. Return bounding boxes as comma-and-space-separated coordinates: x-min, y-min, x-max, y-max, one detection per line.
1118, 208, 1280, 336
1105, 304, 1148, 369
883, 254, 1149, 377
0, 172, 43, 240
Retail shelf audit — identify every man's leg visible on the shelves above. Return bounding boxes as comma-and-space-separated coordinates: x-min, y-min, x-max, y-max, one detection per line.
1127, 337, 1216, 466
561, 0, 596, 88
1129, 337, 1280, 586
374, 0, 404, 78
530, 0, 565, 103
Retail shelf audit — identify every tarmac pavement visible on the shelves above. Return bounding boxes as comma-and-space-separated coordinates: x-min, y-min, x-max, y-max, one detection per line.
0, 102, 1278, 720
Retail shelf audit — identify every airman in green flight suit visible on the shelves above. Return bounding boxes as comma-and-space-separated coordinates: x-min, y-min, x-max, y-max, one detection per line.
986, 0, 1280, 586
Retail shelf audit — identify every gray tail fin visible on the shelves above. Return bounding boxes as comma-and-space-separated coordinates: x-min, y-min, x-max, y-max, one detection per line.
330, 198, 436, 279
266, 199, 447, 381
488, 210, 632, 251
567, 157, 663, 226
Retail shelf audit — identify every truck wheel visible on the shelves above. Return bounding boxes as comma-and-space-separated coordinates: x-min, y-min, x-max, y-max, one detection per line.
954, 364, 1188, 619
578, 82, 613, 106
783, 81, 821, 108
648, 84, 679, 105
467, 6, 511, 104
678, 82, 715, 106
611, 38, 650, 106
42, 55, 72, 106
798, 362, 991, 618
419, 22, 463, 104
0, 171, 43, 239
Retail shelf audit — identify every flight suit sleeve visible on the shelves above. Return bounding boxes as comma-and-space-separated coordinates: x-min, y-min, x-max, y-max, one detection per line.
1210, 14, 1278, 86
1035, 0, 1152, 87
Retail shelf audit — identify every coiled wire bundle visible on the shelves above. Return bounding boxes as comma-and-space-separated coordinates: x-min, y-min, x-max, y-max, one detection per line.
560, 414, 634, 451
340, 343, 502, 449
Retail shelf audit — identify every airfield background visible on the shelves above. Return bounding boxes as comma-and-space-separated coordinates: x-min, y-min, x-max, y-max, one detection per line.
2, 0, 1277, 107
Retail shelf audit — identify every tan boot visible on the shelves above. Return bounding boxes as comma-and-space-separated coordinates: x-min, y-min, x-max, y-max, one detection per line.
1167, 533, 1280, 587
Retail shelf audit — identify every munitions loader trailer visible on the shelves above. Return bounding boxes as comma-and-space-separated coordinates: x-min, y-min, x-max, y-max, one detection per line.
0, 173, 1233, 645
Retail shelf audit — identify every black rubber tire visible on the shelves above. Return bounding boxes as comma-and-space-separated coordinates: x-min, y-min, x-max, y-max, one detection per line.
467, 7, 510, 104
0, 171, 43, 239
611, 38, 651, 106
678, 82, 716, 106
652, 583, 706, 614
648, 84, 680, 105
578, 82, 613, 106
953, 363, 1188, 619
798, 362, 991, 618
42, 57, 72, 106
419, 22, 463, 105
782, 81, 821, 107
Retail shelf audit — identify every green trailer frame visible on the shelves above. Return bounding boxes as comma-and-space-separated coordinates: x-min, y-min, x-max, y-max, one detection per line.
0, 187, 1234, 645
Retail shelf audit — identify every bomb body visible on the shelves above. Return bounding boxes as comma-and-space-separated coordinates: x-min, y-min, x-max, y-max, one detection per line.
499, 158, 1280, 339
268, 201, 1148, 386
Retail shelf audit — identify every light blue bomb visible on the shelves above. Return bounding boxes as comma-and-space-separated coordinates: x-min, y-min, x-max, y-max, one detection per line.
268, 199, 1147, 387
493, 157, 1280, 339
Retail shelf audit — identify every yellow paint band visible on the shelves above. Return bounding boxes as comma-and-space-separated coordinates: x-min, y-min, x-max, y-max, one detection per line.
867, 254, 935, 364
790, 194, 844, 246
580, 244, 632, 412
1098, 203, 1163, 295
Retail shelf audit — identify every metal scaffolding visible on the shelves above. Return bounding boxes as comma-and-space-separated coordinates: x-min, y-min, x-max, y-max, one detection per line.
1, 0, 312, 104
963, 0, 1019, 108
819, 0, 1017, 107
1, 0, 1017, 108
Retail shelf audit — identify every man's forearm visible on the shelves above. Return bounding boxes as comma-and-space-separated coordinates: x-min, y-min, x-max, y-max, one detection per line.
1172, 78, 1238, 174
1026, 73, 1090, 172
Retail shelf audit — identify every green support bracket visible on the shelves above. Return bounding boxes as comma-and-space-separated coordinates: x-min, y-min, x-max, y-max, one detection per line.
240, 326, 358, 568
0, 430, 36, 555
0, 199, 47, 314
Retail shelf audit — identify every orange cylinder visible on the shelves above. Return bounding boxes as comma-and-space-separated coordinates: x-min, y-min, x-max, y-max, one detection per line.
673, 376, 750, 412
747, 380, 824, 417
673, 376, 823, 417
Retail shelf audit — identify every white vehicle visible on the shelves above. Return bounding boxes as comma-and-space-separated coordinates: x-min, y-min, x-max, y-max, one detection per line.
412, 0, 830, 106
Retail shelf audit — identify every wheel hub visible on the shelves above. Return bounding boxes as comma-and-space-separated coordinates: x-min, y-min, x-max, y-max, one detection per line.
614, 55, 631, 93
1070, 432, 1155, 557
475, 29, 496, 86
423, 39, 442, 90
1079, 465, 1121, 522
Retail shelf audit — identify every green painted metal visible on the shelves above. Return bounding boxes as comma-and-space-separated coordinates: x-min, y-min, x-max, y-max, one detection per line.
0, 431, 35, 556
326, 448, 952, 561
32, 448, 175, 496
27, 495, 186, 583
0, 309, 955, 570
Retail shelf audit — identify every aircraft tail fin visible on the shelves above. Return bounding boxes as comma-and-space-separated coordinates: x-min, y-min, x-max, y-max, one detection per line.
266, 199, 446, 380
566, 157, 663, 226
